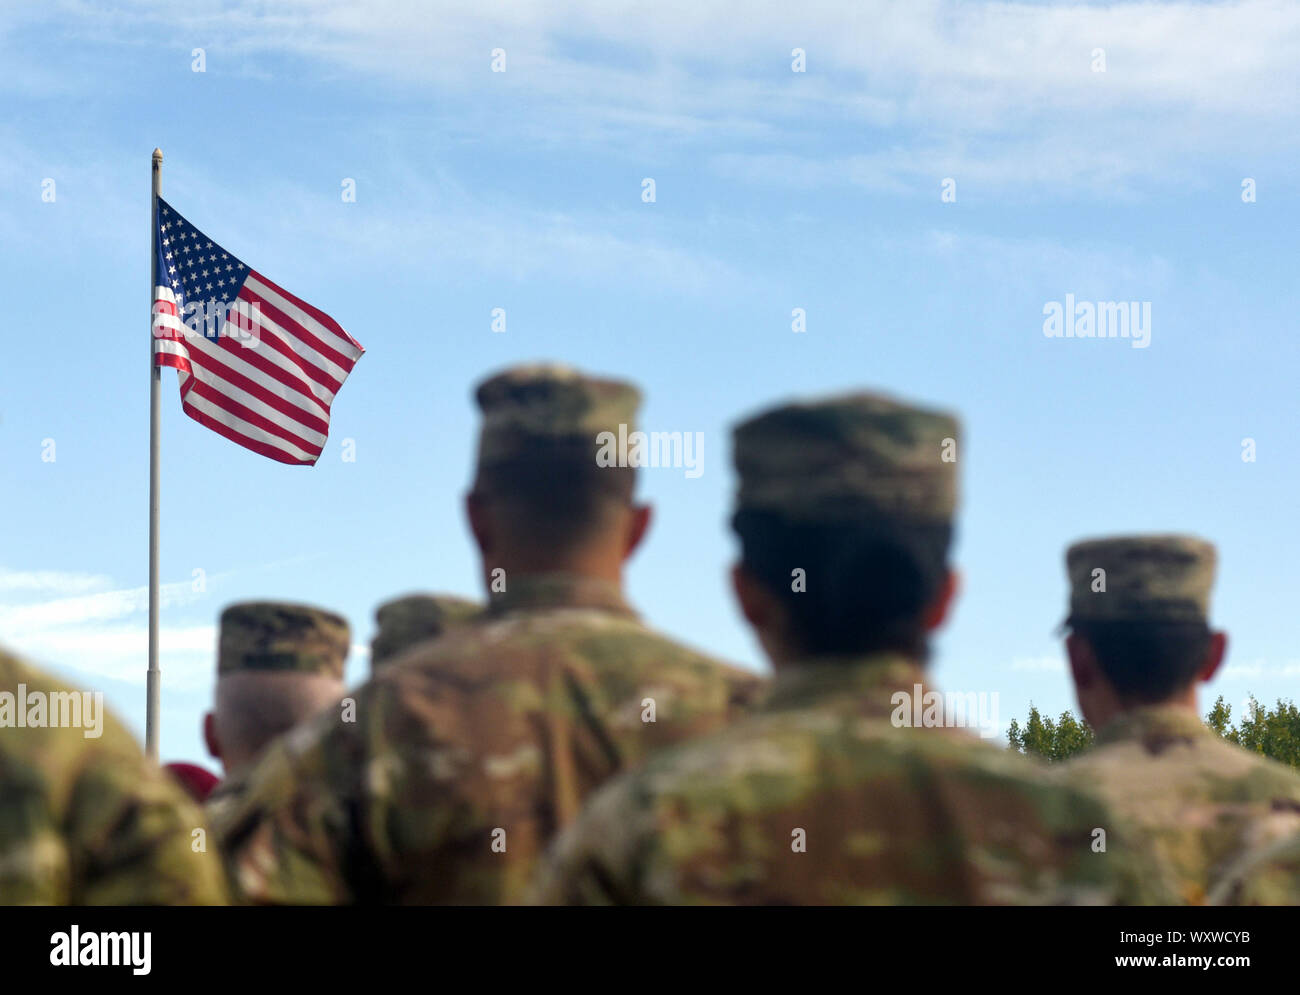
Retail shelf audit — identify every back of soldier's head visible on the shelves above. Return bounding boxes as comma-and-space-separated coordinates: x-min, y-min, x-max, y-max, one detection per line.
730, 391, 959, 658
469, 363, 641, 553
212, 601, 348, 769
369, 593, 480, 671
1064, 535, 1217, 703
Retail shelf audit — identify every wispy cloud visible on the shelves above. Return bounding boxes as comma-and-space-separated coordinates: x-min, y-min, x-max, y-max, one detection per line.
1009, 654, 1065, 673
7, 0, 1295, 193
0, 577, 205, 632
11, 624, 217, 690
1221, 659, 1300, 680
0, 568, 113, 596
0, 555, 344, 689
0, 571, 213, 689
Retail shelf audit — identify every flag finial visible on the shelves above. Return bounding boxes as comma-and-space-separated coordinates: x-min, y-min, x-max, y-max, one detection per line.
152, 148, 163, 162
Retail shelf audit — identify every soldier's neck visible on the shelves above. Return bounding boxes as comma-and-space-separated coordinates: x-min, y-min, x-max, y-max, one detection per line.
220, 753, 257, 779
481, 553, 626, 590
1096, 685, 1200, 730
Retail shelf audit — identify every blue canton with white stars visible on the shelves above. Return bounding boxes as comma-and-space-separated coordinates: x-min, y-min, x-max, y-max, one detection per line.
155, 196, 251, 339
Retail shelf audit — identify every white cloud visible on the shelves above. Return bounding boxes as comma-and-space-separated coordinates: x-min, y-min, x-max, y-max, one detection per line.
0, 556, 344, 690
1010, 654, 1065, 672
10, 624, 217, 691
0, 578, 205, 632
0, 567, 113, 596
1221, 659, 1300, 679
10, 0, 1292, 192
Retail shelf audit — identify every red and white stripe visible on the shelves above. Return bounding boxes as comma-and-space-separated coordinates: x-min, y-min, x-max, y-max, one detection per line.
152, 272, 364, 465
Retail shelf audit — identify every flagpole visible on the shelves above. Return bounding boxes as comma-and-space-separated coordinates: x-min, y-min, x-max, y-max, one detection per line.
146, 148, 162, 761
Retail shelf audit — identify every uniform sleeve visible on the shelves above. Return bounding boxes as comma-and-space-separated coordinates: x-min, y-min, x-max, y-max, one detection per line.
66, 720, 228, 905
215, 695, 371, 904
527, 773, 657, 905
1209, 833, 1300, 906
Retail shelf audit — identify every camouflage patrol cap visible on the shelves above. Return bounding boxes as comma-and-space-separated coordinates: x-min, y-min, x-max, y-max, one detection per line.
370, 593, 480, 670
473, 363, 641, 471
732, 391, 960, 523
217, 601, 349, 678
1066, 535, 1217, 625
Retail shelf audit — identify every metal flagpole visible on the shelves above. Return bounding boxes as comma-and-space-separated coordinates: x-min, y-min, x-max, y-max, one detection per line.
146, 148, 162, 760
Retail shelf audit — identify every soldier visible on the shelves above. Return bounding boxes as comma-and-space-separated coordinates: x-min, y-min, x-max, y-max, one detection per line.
203, 602, 348, 830
216, 363, 765, 904
1057, 535, 1300, 904
1209, 830, 1300, 905
530, 391, 1167, 905
369, 593, 480, 671
0, 645, 227, 904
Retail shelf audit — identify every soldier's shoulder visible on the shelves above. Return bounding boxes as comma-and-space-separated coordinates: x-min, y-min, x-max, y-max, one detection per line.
609, 703, 1083, 799
204, 768, 253, 836
0, 647, 227, 904
384, 606, 757, 691
1206, 737, 1300, 791
572, 616, 765, 696
1068, 730, 1300, 797
537, 706, 1155, 905
0, 648, 149, 767
1211, 830, 1300, 905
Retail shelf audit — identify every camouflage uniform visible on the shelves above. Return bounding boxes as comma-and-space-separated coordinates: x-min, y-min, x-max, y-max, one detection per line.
216, 365, 765, 904
530, 392, 1166, 905
369, 593, 480, 671
205, 602, 349, 833
0, 646, 227, 904
1059, 536, 1300, 905
1209, 830, 1300, 906
204, 768, 252, 837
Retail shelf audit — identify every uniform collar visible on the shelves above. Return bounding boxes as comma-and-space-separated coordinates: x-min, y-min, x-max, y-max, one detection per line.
209, 764, 251, 800
1094, 703, 1211, 749
484, 571, 636, 619
763, 652, 928, 711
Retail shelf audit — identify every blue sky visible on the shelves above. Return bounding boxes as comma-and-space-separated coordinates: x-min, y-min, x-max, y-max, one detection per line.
2, 0, 1298, 766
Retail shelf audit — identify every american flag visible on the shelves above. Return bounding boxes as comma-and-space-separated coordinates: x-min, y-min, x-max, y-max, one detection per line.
151, 197, 364, 465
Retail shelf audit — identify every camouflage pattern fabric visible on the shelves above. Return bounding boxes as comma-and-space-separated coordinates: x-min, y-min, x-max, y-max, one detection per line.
732, 391, 959, 523
204, 766, 252, 838
1065, 535, 1216, 625
215, 573, 766, 904
1062, 705, 1300, 905
218, 601, 350, 678
474, 362, 641, 470
0, 647, 227, 904
530, 653, 1169, 905
1209, 830, 1300, 906
370, 593, 481, 671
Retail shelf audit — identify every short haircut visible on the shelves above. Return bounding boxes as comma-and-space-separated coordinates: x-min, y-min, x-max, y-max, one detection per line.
473, 438, 636, 548
214, 671, 343, 761
733, 508, 953, 659
1070, 618, 1212, 704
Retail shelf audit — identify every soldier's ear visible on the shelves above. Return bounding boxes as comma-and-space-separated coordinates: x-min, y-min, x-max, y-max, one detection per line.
1199, 630, 1228, 683
920, 568, 959, 633
202, 711, 222, 761
623, 503, 652, 559
1065, 633, 1096, 688
466, 491, 494, 555
731, 563, 774, 629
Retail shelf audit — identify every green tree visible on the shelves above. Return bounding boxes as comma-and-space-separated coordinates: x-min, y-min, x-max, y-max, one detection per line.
1205, 695, 1232, 737
1008, 696, 1300, 769
1206, 695, 1300, 769
1007, 704, 1094, 762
